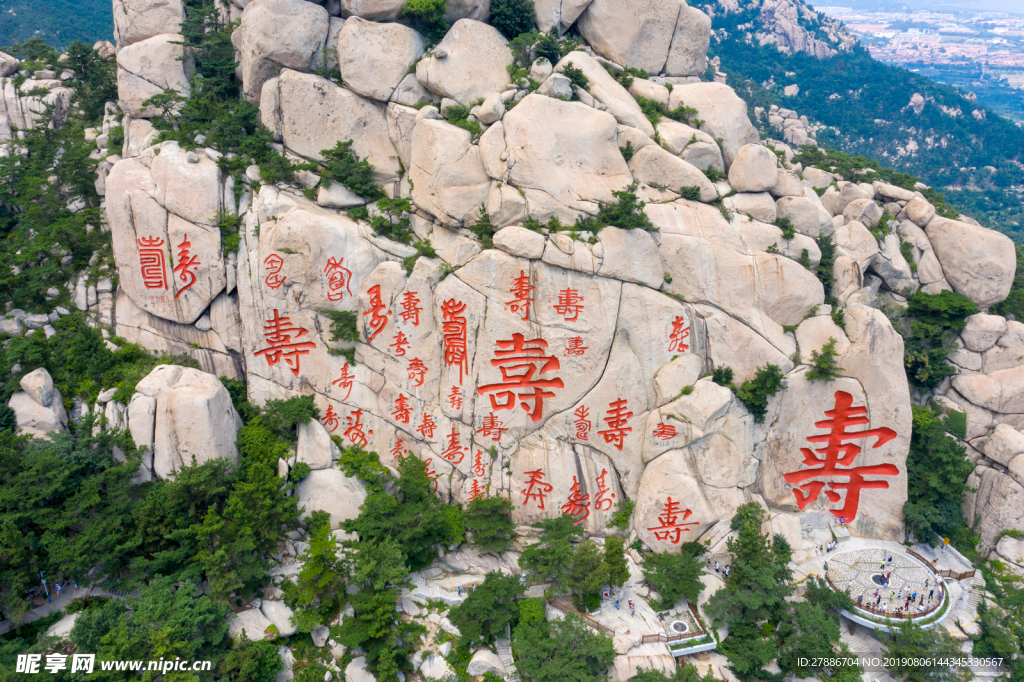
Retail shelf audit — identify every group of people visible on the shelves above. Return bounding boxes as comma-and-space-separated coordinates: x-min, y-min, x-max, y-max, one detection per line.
817, 540, 840, 554
855, 583, 944, 619
708, 559, 731, 577
604, 590, 637, 617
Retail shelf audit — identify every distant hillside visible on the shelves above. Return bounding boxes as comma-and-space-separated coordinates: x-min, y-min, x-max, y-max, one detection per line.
696, 0, 1024, 240
1, 0, 113, 50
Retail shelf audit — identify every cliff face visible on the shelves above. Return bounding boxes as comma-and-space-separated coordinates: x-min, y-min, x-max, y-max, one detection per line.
3, 0, 1022, 571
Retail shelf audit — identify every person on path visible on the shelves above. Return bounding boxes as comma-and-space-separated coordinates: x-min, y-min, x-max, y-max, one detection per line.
615, 600, 620, 610
715, 562, 720, 573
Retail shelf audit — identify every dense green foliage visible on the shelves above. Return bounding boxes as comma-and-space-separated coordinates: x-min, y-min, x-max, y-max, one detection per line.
448, 571, 525, 646
512, 613, 616, 682
902, 404, 976, 546
318, 140, 384, 201
883, 619, 972, 682
641, 544, 704, 610
489, 0, 537, 39
282, 511, 347, 633
734, 364, 787, 423
519, 515, 585, 596
903, 290, 979, 390
701, 4, 1024, 238
992, 245, 1024, 321
465, 495, 516, 553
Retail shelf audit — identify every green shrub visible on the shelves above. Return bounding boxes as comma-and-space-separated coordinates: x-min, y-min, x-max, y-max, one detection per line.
680, 186, 702, 201
620, 141, 635, 162
326, 311, 359, 344
402, 0, 449, 41
261, 396, 320, 441
613, 66, 649, 89
831, 305, 846, 328
798, 248, 811, 269
575, 183, 653, 231
703, 166, 725, 183
469, 205, 499, 248
444, 103, 483, 137
559, 61, 589, 91
776, 217, 796, 239
489, 0, 536, 39
319, 140, 382, 200
403, 239, 438, 275
370, 197, 415, 244
735, 364, 787, 423
816, 234, 837, 305
289, 462, 312, 482
806, 337, 841, 382
712, 366, 734, 386
609, 498, 635, 530
904, 290, 978, 390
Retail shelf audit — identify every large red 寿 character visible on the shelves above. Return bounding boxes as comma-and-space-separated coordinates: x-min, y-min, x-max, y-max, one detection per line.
783, 390, 899, 522
477, 334, 564, 422
598, 398, 633, 450
138, 236, 168, 290
646, 497, 699, 544
254, 309, 317, 376
561, 476, 591, 524
521, 469, 554, 510
594, 469, 615, 511
407, 358, 427, 387
554, 288, 584, 322
344, 409, 372, 447
668, 315, 690, 353
441, 299, 468, 384
439, 425, 466, 464
399, 291, 422, 326
172, 234, 200, 299
263, 254, 286, 290
332, 364, 355, 401
574, 406, 591, 441
507, 270, 534, 321
321, 405, 340, 433
392, 394, 411, 424
476, 412, 507, 442
323, 257, 352, 302
363, 285, 391, 342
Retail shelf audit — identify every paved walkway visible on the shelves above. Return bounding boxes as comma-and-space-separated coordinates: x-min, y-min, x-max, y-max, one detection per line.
0, 585, 135, 635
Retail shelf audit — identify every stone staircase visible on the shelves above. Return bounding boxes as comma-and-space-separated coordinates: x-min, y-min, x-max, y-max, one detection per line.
843, 632, 887, 679
956, 573, 986, 636
496, 624, 520, 682
409, 580, 467, 607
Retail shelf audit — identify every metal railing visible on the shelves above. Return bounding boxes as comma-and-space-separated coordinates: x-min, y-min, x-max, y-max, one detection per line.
642, 603, 710, 644
548, 599, 615, 636
905, 549, 975, 580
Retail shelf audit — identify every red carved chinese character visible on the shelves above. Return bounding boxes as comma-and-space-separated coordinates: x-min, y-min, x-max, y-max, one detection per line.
263, 254, 286, 290
477, 334, 564, 422
399, 291, 422, 326
407, 358, 427, 387
332, 364, 355, 401
653, 422, 677, 441
594, 469, 615, 511
574, 406, 591, 441
424, 458, 440, 495
598, 398, 633, 451
554, 289, 584, 321
344, 409, 373, 447
392, 394, 411, 424
391, 438, 407, 463
476, 412, 507, 442
439, 425, 466, 464
506, 270, 534, 321
324, 257, 352, 302
449, 386, 463, 410
254, 309, 317, 376
138, 236, 168, 290
321, 405, 340, 433
390, 331, 410, 357
417, 414, 437, 439
668, 316, 690, 353
363, 285, 391, 342
521, 469, 554, 510
646, 497, 698, 544
560, 477, 591, 524
472, 450, 488, 478
441, 299, 468, 384
468, 478, 486, 502
782, 390, 899, 522
172, 234, 200, 299
564, 336, 588, 356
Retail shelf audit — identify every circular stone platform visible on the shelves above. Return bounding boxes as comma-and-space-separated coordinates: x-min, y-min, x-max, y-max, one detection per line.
825, 548, 946, 622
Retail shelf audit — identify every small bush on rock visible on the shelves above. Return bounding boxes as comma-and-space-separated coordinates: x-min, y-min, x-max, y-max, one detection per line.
712, 366, 734, 386
320, 140, 383, 201
402, 0, 449, 41
559, 61, 589, 91
680, 186, 702, 201
490, 0, 536, 39
806, 337, 842, 382
735, 364, 787, 423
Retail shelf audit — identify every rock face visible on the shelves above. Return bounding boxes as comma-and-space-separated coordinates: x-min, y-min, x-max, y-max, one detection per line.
101, 0, 1024, 559
113, 0, 186, 48
8, 369, 68, 437
232, 0, 329, 105
134, 365, 243, 479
